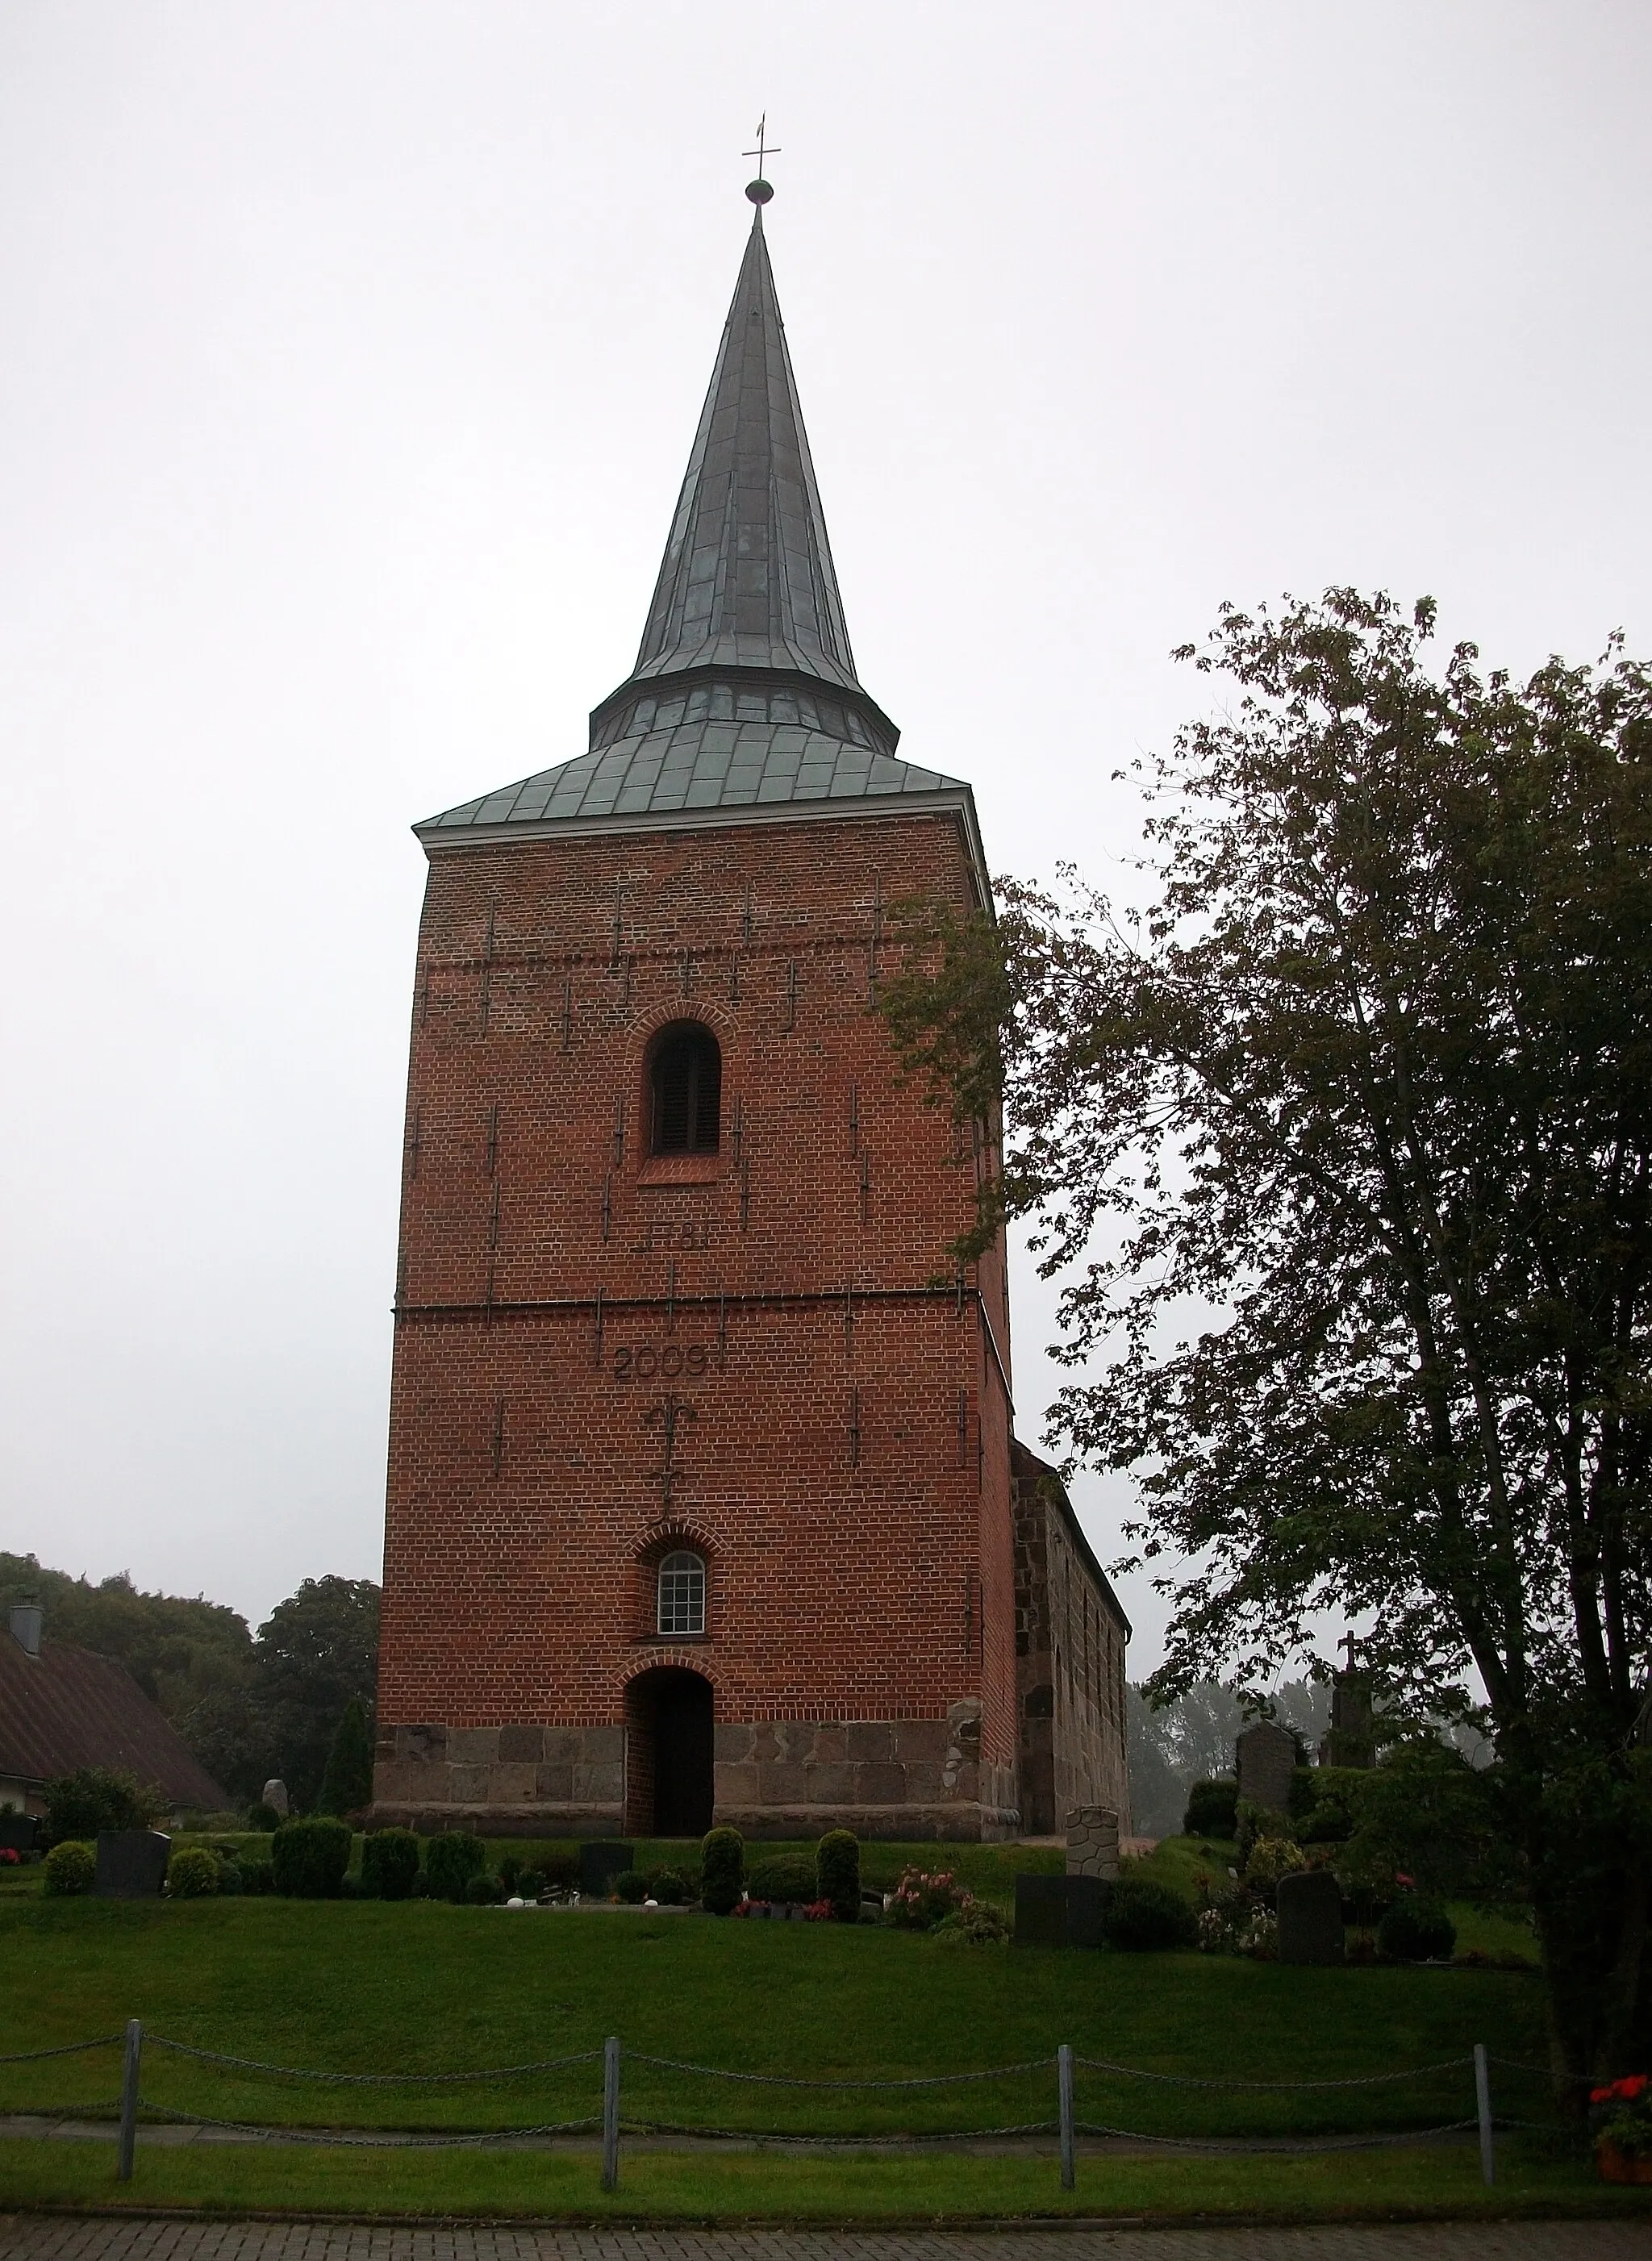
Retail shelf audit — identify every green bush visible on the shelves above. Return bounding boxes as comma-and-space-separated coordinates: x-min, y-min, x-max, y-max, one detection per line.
937, 1900, 1011, 1945
888, 1867, 971, 1929
1343, 1741, 1518, 1903
1183, 1779, 1238, 1838
44, 1768, 158, 1845
643, 1864, 695, 1905
816, 1829, 860, 1921
215, 1857, 244, 1896
461, 1870, 503, 1905
270, 1817, 353, 1898
43, 1840, 95, 1896
166, 1847, 221, 1898
246, 1803, 282, 1833
1378, 1894, 1457, 1961
317, 1696, 374, 1817
361, 1828, 421, 1900
237, 1854, 274, 1896
517, 1867, 547, 1901
424, 1831, 486, 1903
614, 1868, 649, 1903
747, 1852, 818, 1904
700, 1825, 745, 1915
1243, 1836, 1307, 1892
1103, 1876, 1199, 1951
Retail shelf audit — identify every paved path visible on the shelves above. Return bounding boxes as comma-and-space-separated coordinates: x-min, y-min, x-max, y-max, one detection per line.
2, 2219, 1649, 2261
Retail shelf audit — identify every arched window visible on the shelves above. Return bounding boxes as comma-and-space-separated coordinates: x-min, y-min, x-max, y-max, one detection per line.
657, 1550, 706, 1637
649, 1022, 720, 1154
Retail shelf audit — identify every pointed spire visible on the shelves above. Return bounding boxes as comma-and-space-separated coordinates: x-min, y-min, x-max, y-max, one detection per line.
590, 198, 897, 753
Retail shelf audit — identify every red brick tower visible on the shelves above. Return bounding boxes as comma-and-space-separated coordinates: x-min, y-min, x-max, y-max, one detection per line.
372, 187, 1023, 1841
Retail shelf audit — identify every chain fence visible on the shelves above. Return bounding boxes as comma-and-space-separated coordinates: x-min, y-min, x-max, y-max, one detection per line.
0, 2025, 1545, 2194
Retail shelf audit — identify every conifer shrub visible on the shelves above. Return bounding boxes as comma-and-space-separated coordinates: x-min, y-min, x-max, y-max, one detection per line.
43, 1840, 95, 1896
215, 1856, 244, 1895
270, 1817, 353, 1898
816, 1829, 861, 1921
1183, 1779, 1238, 1838
461, 1870, 504, 1905
166, 1847, 221, 1898
1377, 1893, 1457, 1961
237, 1854, 274, 1896
1102, 1875, 1199, 1951
361, 1827, 421, 1900
424, 1830, 487, 1903
700, 1825, 745, 1914
317, 1697, 374, 1817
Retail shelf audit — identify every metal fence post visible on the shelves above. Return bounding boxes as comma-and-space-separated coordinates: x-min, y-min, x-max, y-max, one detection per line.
117, 2020, 143, 2183
1474, 2042, 1494, 2186
1058, 2042, 1075, 2191
601, 2034, 620, 2192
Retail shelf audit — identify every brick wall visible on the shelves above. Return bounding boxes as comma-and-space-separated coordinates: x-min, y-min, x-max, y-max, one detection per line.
373, 806, 1022, 1838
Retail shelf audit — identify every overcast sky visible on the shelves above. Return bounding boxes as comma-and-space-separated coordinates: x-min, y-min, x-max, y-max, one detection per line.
2, 2, 1648, 1671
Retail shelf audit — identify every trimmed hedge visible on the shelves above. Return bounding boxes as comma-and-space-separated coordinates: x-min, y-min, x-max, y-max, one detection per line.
700, 1825, 745, 1915
816, 1829, 860, 1921
361, 1828, 421, 1900
747, 1852, 817, 1904
270, 1817, 353, 1899
1102, 1876, 1199, 1952
424, 1831, 487, 1903
1183, 1779, 1238, 1838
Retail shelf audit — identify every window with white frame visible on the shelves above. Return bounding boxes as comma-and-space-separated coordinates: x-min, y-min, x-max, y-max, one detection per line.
656, 1550, 706, 1637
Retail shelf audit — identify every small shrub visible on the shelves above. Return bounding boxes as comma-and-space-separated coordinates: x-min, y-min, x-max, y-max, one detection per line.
497, 1855, 524, 1895
644, 1864, 693, 1905
937, 1900, 1012, 1946
1103, 1877, 1199, 1952
270, 1817, 353, 1899
45, 1769, 159, 1845
1244, 1836, 1307, 1892
517, 1866, 548, 1901
237, 1854, 274, 1896
166, 1847, 221, 1899
747, 1852, 817, 1904
361, 1828, 421, 1901
701, 1826, 745, 1915
462, 1870, 503, 1905
215, 1858, 244, 1896
43, 1841, 96, 1896
816, 1829, 860, 1922
1378, 1893, 1457, 1961
1183, 1779, 1238, 1838
888, 1867, 971, 1930
1590, 2074, 1652, 2161
424, 1831, 487, 1904
614, 1868, 649, 1904
246, 1803, 282, 1833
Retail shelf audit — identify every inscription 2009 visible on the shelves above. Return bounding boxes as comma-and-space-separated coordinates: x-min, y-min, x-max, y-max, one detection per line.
613, 1344, 715, 1382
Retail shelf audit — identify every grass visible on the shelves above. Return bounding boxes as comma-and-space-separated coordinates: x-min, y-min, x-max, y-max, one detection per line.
0, 2135, 1643, 2224
1, 1889, 1555, 2145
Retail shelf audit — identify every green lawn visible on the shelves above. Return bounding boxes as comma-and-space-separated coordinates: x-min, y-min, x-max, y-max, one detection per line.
0, 2135, 1642, 2224
0, 1891, 1554, 2147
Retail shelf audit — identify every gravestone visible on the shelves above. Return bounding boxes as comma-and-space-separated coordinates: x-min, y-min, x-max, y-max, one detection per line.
1066, 1807, 1120, 1879
1324, 1671, 1376, 1769
1235, 1720, 1296, 1817
1014, 1873, 1108, 1947
262, 1779, 290, 1817
0, 1813, 38, 1855
579, 1841, 635, 1897
95, 1829, 171, 1899
1277, 1868, 1345, 1965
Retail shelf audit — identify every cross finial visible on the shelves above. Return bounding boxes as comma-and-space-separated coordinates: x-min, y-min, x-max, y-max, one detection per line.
744, 113, 780, 206
1339, 1631, 1360, 1673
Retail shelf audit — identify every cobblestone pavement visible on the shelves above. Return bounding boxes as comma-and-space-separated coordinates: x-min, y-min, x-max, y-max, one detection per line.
2, 2218, 1649, 2261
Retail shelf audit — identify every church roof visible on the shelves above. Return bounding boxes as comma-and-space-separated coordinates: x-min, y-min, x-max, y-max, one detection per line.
418, 191, 974, 853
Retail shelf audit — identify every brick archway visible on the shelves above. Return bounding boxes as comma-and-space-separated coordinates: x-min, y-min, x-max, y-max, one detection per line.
624, 1664, 714, 1839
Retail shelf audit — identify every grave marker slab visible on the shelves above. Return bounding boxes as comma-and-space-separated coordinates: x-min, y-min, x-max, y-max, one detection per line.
95, 1830, 170, 1899
1236, 1719, 1296, 1817
1278, 1867, 1345, 1964
1015, 1873, 1108, 1947
580, 1841, 635, 1897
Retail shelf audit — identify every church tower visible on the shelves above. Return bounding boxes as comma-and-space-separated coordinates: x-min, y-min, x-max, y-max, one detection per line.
372, 185, 1126, 1842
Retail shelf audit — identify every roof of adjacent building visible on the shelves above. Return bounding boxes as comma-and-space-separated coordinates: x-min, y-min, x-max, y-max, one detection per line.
419, 195, 978, 853
0, 1633, 230, 1810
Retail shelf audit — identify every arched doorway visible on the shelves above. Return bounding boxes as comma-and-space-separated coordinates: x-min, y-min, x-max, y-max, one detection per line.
625, 1667, 714, 1838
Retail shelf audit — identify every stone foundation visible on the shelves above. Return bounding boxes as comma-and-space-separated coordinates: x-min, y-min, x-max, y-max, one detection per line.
370, 1704, 1020, 1841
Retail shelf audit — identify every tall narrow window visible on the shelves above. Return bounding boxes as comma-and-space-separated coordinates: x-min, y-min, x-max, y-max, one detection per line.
657, 1550, 706, 1637
649, 1022, 720, 1153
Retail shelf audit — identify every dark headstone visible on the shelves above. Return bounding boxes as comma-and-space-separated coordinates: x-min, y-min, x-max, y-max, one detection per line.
579, 1841, 634, 1896
95, 1829, 171, 1899
1236, 1720, 1296, 1817
0, 1813, 38, 1855
1014, 1872, 1108, 1947
1278, 1868, 1345, 1965
1323, 1672, 1376, 1768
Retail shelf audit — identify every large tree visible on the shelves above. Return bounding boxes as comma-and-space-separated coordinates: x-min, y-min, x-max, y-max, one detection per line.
883, 590, 1652, 2088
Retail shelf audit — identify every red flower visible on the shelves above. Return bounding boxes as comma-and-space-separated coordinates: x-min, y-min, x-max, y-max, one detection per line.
1619, 2075, 1648, 2098
1593, 2085, 1614, 2103
1394, 1872, 1415, 1888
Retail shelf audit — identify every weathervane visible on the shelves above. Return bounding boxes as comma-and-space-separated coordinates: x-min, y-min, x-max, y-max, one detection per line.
744, 113, 780, 206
